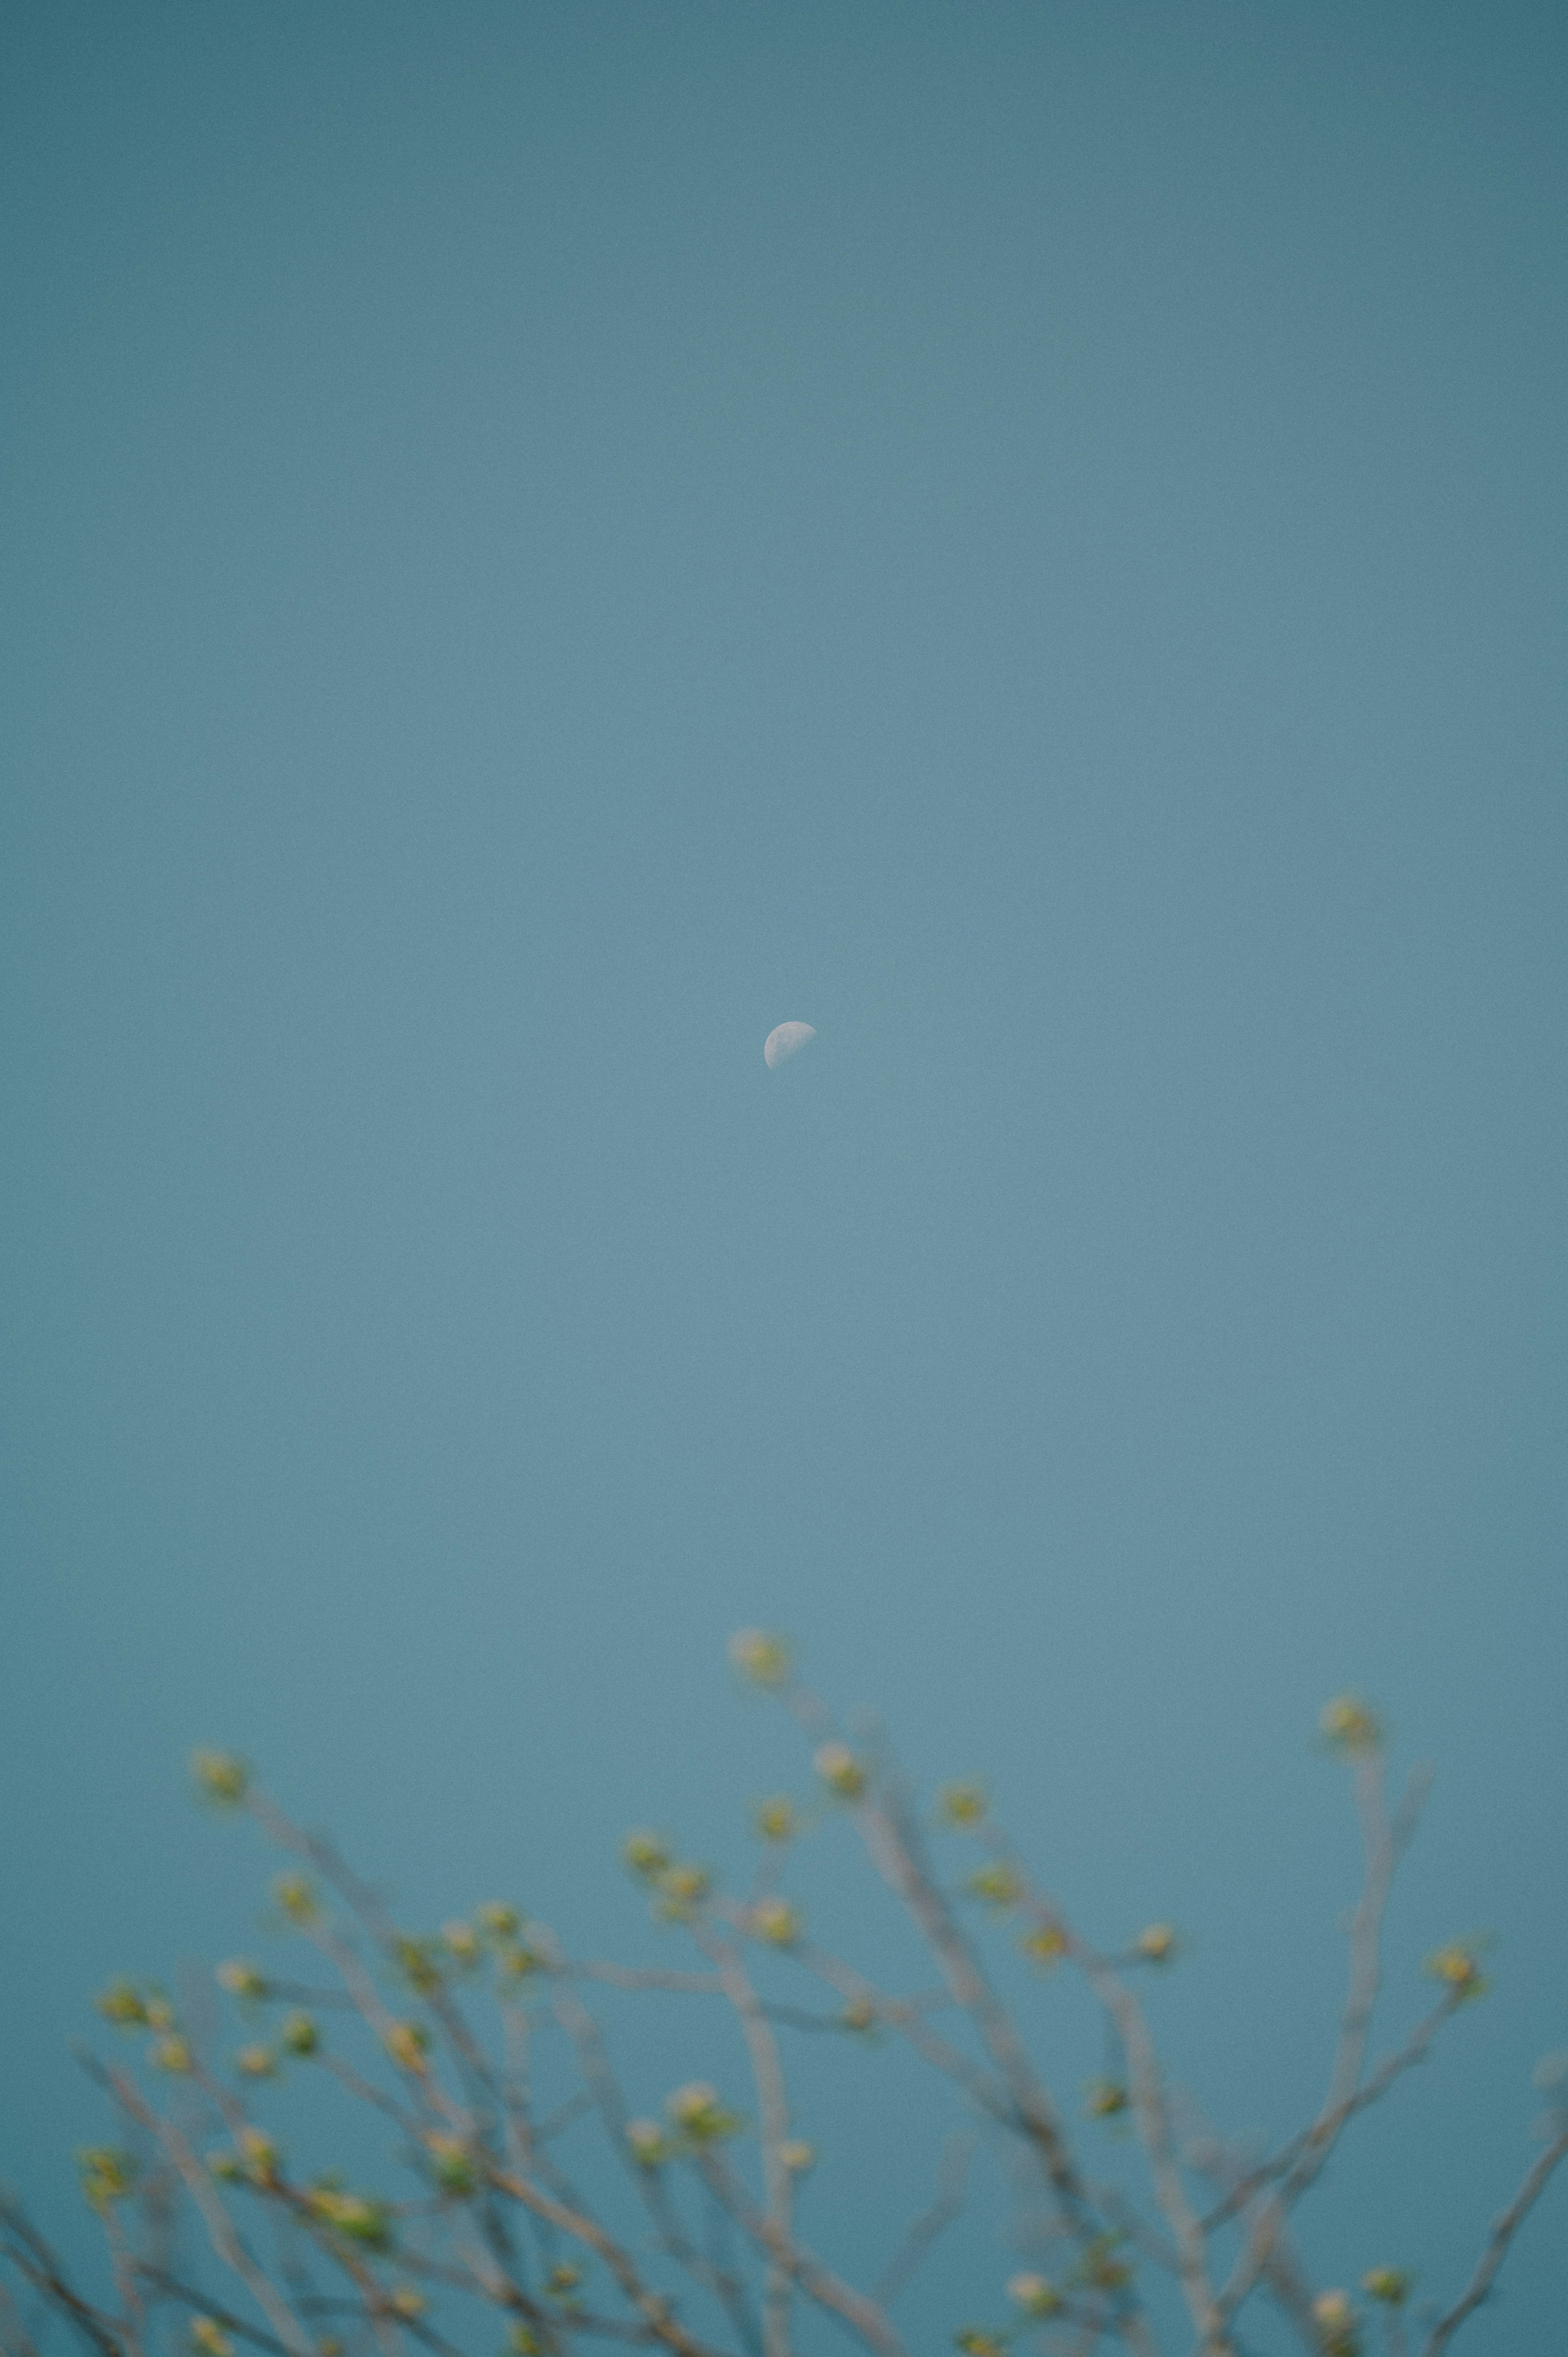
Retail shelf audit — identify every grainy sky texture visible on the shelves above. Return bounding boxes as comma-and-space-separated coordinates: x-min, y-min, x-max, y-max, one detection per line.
2, 4, 1566, 2346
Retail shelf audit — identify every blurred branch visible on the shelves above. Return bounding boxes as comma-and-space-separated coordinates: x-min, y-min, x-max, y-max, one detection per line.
870, 2130, 974, 2308
1198, 1995, 1459, 2235
88, 2065, 314, 2357
130, 2269, 293, 2357
695, 2156, 908, 2357
1209, 1754, 1432, 2344
546, 1963, 760, 2351
979, 1820, 1220, 2346
1421, 2113, 1568, 2354
572, 1966, 722, 1996
0, 2200, 124, 2357
695, 1932, 794, 2357
484, 2157, 734, 2357
10, 1659, 1557, 2357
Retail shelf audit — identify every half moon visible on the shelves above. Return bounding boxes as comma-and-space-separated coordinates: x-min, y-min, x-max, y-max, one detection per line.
764, 1021, 817, 1070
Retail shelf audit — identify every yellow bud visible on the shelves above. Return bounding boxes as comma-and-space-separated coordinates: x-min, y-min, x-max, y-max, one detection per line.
728, 1628, 791, 1688
1134, 1922, 1178, 1964
190, 2317, 234, 2357
425, 2134, 479, 2196
752, 1796, 798, 1844
153, 2035, 194, 2075
216, 1959, 268, 2003
1319, 1697, 1383, 1756
239, 2130, 281, 2186
393, 1939, 444, 1994
96, 1980, 147, 2028
1007, 2272, 1062, 2317
310, 2190, 392, 2249
1361, 2268, 1409, 2306
234, 2044, 275, 2080
272, 1874, 318, 1925
77, 2148, 136, 2212
966, 1863, 1022, 1912
384, 2021, 430, 2073
1076, 2239, 1133, 2293
474, 1901, 520, 1940
621, 1831, 673, 1882
1423, 1940, 1491, 2001
750, 1898, 800, 1947
813, 1742, 866, 1800
778, 2139, 815, 2173
653, 1862, 712, 1921
1311, 2288, 1361, 2351
191, 1751, 249, 1806
938, 1782, 987, 1828
625, 2118, 669, 2167
666, 2080, 739, 2142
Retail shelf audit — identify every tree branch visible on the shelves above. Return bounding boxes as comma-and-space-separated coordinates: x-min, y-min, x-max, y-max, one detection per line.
1421, 2116, 1568, 2354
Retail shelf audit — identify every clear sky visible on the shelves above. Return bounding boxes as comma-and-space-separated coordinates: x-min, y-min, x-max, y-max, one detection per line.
2, 3, 1565, 2347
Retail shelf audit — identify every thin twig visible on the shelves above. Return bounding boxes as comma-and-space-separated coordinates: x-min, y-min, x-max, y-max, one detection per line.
1421, 2115, 1568, 2354
571, 1965, 723, 1996
871, 2131, 975, 2308
980, 1824, 1220, 2348
696, 2158, 909, 2357
544, 1965, 759, 2351
130, 2270, 293, 2357
1198, 1995, 1458, 2234
91, 2068, 314, 2357
1210, 1755, 1431, 2344
0, 2202, 124, 2357
695, 1930, 795, 2357
484, 2159, 732, 2357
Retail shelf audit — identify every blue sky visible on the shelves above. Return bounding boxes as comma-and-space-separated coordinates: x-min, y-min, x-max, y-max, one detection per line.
2, 4, 1565, 2346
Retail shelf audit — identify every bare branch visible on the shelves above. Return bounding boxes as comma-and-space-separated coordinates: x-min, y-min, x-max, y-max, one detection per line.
571, 1965, 723, 1996
788, 1943, 1013, 2127
694, 1930, 795, 2357
696, 2157, 909, 2357
484, 2158, 735, 2357
1421, 2115, 1568, 2354
0, 2199, 125, 2357
853, 1774, 1093, 2222
871, 2131, 975, 2308
1198, 1995, 1459, 2234
130, 2270, 294, 2357
1209, 1754, 1431, 2344
0, 2276, 42, 2357
91, 2068, 315, 2357
1009, 1880, 1218, 2346
545, 1966, 759, 2351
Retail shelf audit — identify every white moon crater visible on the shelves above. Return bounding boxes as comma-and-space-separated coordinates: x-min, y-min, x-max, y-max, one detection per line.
764, 1021, 817, 1070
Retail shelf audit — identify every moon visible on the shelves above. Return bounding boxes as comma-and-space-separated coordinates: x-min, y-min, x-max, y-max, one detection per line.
764, 1021, 816, 1070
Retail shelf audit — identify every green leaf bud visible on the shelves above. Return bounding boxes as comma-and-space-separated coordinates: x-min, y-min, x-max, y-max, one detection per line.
728, 1629, 792, 1688
191, 1752, 249, 1807
813, 1742, 866, 1800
